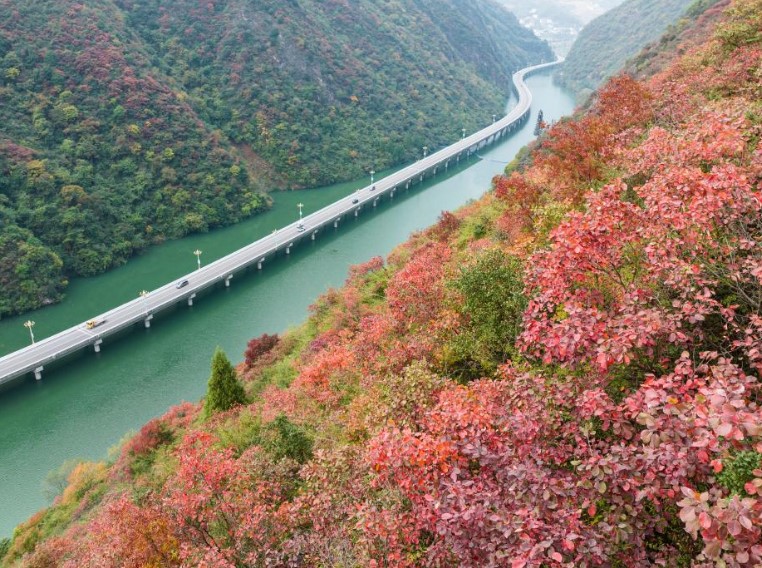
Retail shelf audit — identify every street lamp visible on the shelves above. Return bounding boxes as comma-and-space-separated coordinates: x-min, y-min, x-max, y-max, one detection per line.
139, 290, 149, 316
492, 114, 497, 123
23, 320, 35, 344
370, 169, 375, 185
422, 146, 428, 159
194, 249, 202, 271
462, 127, 466, 139
297, 202, 304, 222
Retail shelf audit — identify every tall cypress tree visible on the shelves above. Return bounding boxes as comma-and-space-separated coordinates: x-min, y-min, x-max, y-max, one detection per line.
204, 347, 246, 417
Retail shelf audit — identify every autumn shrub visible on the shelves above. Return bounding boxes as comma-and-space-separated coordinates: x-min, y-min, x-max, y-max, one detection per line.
124, 419, 174, 459
386, 242, 450, 329
346, 255, 385, 284
42, 459, 79, 502
243, 332, 280, 370
429, 210, 461, 242
160, 432, 291, 566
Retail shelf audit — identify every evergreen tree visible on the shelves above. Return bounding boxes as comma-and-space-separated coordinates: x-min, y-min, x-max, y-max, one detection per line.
204, 347, 246, 417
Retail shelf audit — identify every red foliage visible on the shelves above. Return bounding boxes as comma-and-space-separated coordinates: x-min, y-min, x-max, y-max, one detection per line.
346, 255, 384, 284
161, 432, 291, 566
290, 342, 355, 410
69, 495, 179, 567
243, 333, 280, 369
113, 401, 198, 480
521, 109, 759, 373
429, 211, 461, 242
386, 242, 450, 328
123, 418, 172, 458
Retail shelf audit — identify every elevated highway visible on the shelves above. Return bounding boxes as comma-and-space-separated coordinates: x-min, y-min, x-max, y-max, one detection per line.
0, 60, 560, 386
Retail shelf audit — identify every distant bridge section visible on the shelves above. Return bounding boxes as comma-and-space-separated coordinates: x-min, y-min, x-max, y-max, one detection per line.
0, 60, 561, 387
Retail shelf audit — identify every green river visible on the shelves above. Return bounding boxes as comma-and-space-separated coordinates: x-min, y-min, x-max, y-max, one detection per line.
0, 71, 574, 536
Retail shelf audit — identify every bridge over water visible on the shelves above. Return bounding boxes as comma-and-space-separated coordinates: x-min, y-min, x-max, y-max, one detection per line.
0, 60, 560, 386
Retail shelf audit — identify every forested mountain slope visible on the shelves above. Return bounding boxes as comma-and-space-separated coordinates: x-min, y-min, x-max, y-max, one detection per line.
0, 0, 551, 317
6, 0, 761, 565
556, 0, 695, 96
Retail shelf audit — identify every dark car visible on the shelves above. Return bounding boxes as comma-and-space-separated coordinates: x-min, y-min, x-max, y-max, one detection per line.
370, 185, 376, 191
176, 279, 189, 289
352, 198, 359, 204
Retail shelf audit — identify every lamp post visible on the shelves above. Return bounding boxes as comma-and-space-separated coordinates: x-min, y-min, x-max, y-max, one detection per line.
422, 146, 428, 159
492, 114, 497, 124
462, 127, 466, 139
297, 202, 304, 222
194, 249, 202, 271
139, 290, 149, 316
370, 169, 375, 185
24, 320, 35, 344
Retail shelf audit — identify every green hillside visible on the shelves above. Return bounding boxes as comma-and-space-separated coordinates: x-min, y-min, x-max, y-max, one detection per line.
556, 0, 694, 97
0, 0, 552, 316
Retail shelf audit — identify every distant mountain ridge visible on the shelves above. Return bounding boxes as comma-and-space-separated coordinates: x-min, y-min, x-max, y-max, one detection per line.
556, 0, 695, 96
494, 0, 624, 55
0, 0, 552, 316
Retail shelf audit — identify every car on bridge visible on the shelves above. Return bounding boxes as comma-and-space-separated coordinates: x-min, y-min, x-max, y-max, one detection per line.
352, 198, 359, 204
85, 319, 106, 330
175, 279, 189, 289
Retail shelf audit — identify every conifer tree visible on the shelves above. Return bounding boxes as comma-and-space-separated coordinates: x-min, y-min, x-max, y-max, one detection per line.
204, 347, 246, 417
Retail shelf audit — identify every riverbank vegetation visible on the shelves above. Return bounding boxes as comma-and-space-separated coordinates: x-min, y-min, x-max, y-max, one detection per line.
4, 0, 761, 565
0, 0, 551, 316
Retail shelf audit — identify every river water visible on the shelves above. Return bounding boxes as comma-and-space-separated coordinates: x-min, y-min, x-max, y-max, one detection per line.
0, 71, 574, 536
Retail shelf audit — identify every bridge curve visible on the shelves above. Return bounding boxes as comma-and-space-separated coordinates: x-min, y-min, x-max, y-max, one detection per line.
0, 59, 561, 386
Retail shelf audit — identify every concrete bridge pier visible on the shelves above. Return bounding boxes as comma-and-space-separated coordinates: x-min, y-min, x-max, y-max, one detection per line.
334, 219, 339, 228
419, 173, 424, 182
373, 197, 379, 207
286, 242, 293, 254
144, 314, 153, 329
93, 339, 103, 353
354, 208, 359, 217
225, 274, 233, 287
445, 160, 449, 171
311, 231, 318, 241
187, 294, 196, 307
257, 258, 265, 270
406, 180, 410, 189
433, 166, 438, 175
390, 187, 396, 197
34, 366, 43, 381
